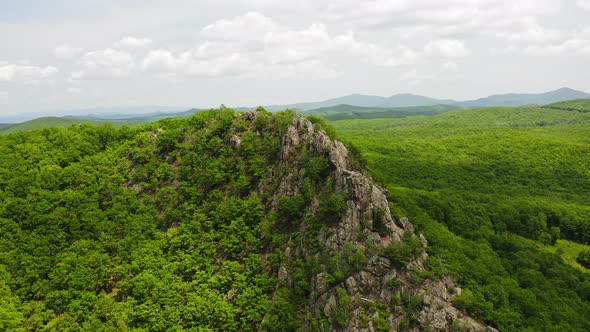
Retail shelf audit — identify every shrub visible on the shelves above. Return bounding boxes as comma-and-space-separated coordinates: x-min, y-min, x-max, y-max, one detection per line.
577, 251, 590, 269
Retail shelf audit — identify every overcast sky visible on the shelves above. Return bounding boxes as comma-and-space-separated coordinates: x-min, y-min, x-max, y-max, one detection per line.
1, 0, 590, 117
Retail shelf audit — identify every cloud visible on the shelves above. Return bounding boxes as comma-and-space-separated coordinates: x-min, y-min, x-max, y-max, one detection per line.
142, 49, 252, 77
114, 36, 153, 48
142, 12, 421, 80
54, 44, 84, 59
67, 87, 82, 94
72, 48, 135, 79
524, 27, 590, 55
442, 61, 459, 72
313, 0, 564, 42
0, 64, 59, 82
578, 0, 590, 10
493, 17, 562, 43
201, 11, 276, 40
525, 39, 590, 56
424, 39, 470, 57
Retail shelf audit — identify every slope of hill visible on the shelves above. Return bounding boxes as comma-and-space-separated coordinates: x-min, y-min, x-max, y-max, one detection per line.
0, 106, 192, 123
544, 99, 590, 112
457, 87, 590, 108
0, 116, 101, 134
333, 106, 590, 331
0, 109, 206, 135
304, 104, 460, 121
377, 93, 456, 108
0, 110, 486, 331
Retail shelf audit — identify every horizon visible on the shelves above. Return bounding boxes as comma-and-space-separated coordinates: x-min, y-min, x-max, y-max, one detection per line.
1, 85, 588, 123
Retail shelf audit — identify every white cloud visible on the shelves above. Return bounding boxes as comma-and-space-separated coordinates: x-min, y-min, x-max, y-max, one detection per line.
67, 87, 82, 94
425, 39, 470, 57
525, 39, 590, 56
494, 17, 562, 43
141, 12, 420, 79
314, 0, 564, 42
54, 44, 84, 59
578, 0, 590, 10
0, 64, 59, 82
201, 11, 276, 40
442, 61, 459, 72
523, 27, 590, 56
114, 36, 153, 48
72, 48, 135, 79
142, 49, 252, 77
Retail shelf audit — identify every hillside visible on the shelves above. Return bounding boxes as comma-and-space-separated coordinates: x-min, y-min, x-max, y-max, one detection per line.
456, 87, 590, 108
544, 99, 590, 112
0, 110, 203, 135
0, 117, 102, 134
0, 110, 486, 331
304, 104, 459, 121
333, 106, 590, 331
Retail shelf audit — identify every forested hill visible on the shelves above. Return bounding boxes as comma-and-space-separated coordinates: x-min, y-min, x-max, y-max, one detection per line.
0, 109, 486, 331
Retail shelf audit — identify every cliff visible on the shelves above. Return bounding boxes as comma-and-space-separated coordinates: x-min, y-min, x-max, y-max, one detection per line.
243, 112, 490, 331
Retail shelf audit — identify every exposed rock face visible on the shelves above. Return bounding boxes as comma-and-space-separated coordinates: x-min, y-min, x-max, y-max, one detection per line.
250, 113, 489, 331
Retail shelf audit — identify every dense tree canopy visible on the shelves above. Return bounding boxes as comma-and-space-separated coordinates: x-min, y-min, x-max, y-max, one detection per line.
0, 110, 313, 330
333, 106, 590, 331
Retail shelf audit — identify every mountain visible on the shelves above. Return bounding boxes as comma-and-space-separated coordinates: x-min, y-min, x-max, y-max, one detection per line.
261, 93, 387, 111
0, 116, 103, 134
377, 93, 456, 108
254, 88, 590, 111
0, 109, 489, 331
259, 93, 456, 111
304, 104, 460, 121
0, 106, 191, 123
456, 87, 590, 108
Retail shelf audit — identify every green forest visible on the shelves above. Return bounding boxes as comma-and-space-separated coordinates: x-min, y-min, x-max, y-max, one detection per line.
1, 102, 590, 331
332, 104, 590, 331
0, 109, 314, 331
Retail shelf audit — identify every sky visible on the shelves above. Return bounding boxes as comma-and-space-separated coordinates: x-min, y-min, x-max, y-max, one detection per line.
1, 0, 590, 118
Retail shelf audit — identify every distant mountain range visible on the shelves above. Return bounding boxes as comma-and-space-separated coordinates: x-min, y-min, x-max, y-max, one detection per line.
259, 87, 590, 111
261, 93, 457, 111
1, 87, 589, 124
456, 88, 590, 108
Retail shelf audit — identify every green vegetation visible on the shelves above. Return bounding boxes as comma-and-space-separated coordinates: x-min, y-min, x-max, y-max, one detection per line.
303, 104, 459, 121
543, 239, 590, 272
0, 109, 352, 330
4, 101, 590, 331
0, 117, 103, 134
578, 251, 590, 269
333, 106, 590, 331
545, 99, 590, 113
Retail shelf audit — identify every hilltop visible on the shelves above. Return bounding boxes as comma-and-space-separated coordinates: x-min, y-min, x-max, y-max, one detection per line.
0, 109, 485, 331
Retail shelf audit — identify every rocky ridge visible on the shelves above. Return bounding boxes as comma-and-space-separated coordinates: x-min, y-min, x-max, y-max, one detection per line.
253, 113, 493, 331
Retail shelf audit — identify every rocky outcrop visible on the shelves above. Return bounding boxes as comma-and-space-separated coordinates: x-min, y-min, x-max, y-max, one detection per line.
244, 112, 490, 331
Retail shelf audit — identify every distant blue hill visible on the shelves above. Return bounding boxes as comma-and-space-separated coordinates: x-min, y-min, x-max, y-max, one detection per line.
250, 87, 590, 111
455, 87, 590, 108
